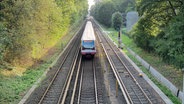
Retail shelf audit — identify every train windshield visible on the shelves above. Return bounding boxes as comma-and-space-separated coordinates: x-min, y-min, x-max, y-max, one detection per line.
82, 40, 95, 49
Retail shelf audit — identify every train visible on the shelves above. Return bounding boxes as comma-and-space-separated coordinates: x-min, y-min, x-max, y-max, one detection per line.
81, 21, 96, 57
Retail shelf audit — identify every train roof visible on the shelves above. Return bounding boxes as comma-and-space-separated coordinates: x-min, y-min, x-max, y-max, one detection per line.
81, 21, 96, 41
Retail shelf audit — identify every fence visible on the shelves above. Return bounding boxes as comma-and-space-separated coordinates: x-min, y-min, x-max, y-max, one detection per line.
125, 46, 183, 101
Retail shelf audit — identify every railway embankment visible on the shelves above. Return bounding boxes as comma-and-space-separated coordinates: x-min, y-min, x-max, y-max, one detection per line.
110, 34, 183, 103
121, 44, 184, 101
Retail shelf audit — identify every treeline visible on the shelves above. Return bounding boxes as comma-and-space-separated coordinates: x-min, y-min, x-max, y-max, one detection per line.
131, 0, 184, 68
90, 0, 135, 27
91, 0, 184, 68
0, 0, 87, 68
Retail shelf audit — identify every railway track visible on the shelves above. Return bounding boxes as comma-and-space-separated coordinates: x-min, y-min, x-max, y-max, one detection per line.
93, 20, 165, 104
50, 55, 103, 104
60, 56, 103, 104
36, 21, 104, 104
25, 20, 108, 104
76, 59, 98, 104
37, 22, 84, 104
24, 19, 166, 104
58, 52, 82, 104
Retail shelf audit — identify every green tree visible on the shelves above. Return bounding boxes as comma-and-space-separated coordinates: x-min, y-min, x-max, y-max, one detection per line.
132, 0, 183, 51
131, 17, 155, 52
91, 0, 136, 27
111, 0, 135, 13
131, 0, 184, 68
91, 1, 116, 27
155, 8, 184, 68
98, 1, 116, 27
112, 12, 123, 31
0, 0, 88, 68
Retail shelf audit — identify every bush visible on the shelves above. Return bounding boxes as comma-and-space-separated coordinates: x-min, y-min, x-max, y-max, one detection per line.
130, 17, 155, 52
155, 14, 184, 68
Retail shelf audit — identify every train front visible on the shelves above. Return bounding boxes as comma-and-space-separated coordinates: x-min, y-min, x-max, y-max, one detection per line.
81, 40, 96, 56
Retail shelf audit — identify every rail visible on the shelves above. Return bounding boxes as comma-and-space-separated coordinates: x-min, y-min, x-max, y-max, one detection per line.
38, 23, 83, 104
94, 20, 153, 104
59, 50, 81, 104
77, 59, 99, 104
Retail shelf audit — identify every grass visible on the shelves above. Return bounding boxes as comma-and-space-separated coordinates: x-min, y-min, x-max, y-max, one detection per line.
106, 27, 183, 89
0, 19, 83, 104
104, 27, 182, 104
0, 61, 50, 104
127, 53, 181, 104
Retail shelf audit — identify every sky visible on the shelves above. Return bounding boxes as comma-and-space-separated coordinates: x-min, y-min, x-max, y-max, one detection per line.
88, 0, 95, 10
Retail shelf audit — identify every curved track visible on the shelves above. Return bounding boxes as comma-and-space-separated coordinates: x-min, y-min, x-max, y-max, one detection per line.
93, 20, 165, 104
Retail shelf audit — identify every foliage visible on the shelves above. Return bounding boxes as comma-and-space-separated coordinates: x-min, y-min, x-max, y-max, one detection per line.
155, 12, 184, 68
110, 0, 135, 13
91, 1, 116, 27
131, 0, 184, 68
111, 12, 123, 31
130, 17, 155, 52
90, 0, 135, 27
0, 0, 87, 68
0, 23, 9, 62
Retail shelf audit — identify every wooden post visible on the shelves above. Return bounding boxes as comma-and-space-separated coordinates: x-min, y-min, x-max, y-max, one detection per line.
116, 80, 118, 97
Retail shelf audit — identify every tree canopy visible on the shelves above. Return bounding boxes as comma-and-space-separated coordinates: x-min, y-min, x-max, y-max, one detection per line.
131, 0, 184, 68
91, 1, 116, 27
90, 0, 134, 27
112, 12, 123, 31
91, 0, 184, 68
0, 0, 88, 68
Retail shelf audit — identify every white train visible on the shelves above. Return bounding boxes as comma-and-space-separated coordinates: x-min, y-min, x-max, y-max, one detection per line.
81, 21, 96, 57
